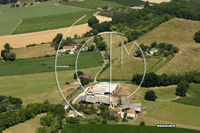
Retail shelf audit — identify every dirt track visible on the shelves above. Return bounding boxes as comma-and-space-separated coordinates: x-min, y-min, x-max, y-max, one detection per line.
0, 13, 112, 51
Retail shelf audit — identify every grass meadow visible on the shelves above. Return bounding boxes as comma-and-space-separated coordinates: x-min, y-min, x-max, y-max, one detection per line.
172, 84, 200, 107
12, 10, 96, 34
147, 102, 200, 127
0, 67, 101, 105
0, 51, 103, 76
62, 0, 125, 9
61, 124, 200, 133
0, 0, 87, 36
135, 18, 200, 75
11, 44, 56, 59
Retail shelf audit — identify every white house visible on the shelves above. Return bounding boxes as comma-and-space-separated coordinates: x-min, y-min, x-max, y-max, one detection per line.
126, 109, 136, 119
150, 48, 159, 55
72, 44, 79, 49
68, 110, 77, 117
58, 46, 74, 53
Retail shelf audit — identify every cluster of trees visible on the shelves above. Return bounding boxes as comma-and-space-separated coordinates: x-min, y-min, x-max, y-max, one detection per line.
52, 33, 76, 50
132, 71, 200, 87
99, 0, 200, 42
176, 80, 189, 97
0, 0, 16, 4
1, 43, 16, 61
135, 42, 179, 57
87, 16, 112, 36
0, 95, 22, 114
36, 103, 65, 133
0, 99, 65, 132
94, 35, 107, 51
68, 102, 97, 115
194, 31, 200, 43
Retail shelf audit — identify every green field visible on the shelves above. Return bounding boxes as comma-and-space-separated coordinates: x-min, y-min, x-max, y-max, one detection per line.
62, 0, 125, 9
0, 51, 103, 76
147, 102, 200, 127
0, 67, 100, 105
172, 84, 200, 107
61, 124, 199, 133
0, 0, 87, 36
12, 10, 96, 34
103, 0, 146, 6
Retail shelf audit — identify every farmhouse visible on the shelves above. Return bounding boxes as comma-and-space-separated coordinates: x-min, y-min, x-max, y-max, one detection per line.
68, 110, 77, 117
126, 109, 136, 119
58, 46, 74, 53
150, 48, 159, 55
114, 113, 123, 119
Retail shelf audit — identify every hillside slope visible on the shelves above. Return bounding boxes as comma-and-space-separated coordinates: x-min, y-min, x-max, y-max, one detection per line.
135, 18, 200, 75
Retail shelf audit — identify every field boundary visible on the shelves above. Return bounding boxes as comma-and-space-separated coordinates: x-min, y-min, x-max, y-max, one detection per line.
9, 19, 23, 35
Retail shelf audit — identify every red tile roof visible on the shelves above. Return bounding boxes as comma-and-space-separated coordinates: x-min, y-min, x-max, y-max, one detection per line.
114, 113, 122, 118
126, 109, 135, 113
63, 46, 73, 49
113, 109, 121, 112
78, 74, 91, 79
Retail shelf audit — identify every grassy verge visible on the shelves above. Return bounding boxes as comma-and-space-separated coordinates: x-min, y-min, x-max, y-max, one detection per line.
172, 84, 200, 107
61, 124, 200, 133
62, 0, 125, 9
151, 54, 174, 73
12, 10, 96, 34
0, 51, 103, 76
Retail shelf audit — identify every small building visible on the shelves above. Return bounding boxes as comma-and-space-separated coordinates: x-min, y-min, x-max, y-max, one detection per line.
78, 74, 91, 79
150, 48, 159, 55
140, 5, 144, 8
72, 44, 79, 49
68, 110, 77, 117
126, 109, 136, 119
144, 44, 151, 47
58, 46, 74, 53
112, 101, 118, 107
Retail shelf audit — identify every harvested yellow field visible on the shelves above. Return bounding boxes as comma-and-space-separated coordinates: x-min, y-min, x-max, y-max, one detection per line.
0, 23, 92, 51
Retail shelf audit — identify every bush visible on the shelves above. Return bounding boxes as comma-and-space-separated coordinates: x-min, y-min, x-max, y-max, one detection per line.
140, 121, 145, 125
144, 90, 157, 101
101, 118, 107, 124
11, 3, 15, 7
176, 80, 189, 97
23, 3, 27, 7
16, 4, 19, 7
84, 109, 92, 115
30, 2, 33, 6
194, 31, 200, 43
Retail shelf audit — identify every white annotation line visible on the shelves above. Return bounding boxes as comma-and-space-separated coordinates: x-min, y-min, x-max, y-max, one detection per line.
56, 66, 69, 68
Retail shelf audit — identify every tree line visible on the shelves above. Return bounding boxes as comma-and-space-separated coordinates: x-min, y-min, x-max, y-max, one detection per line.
132, 71, 200, 88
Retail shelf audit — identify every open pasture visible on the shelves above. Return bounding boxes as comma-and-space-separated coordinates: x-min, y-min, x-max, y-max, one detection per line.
0, 51, 103, 76
172, 84, 200, 107
135, 18, 200, 75
0, 67, 100, 105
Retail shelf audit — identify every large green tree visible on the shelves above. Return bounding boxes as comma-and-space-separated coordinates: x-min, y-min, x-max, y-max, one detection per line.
144, 90, 157, 101
88, 16, 99, 27
194, 31, 200, 43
